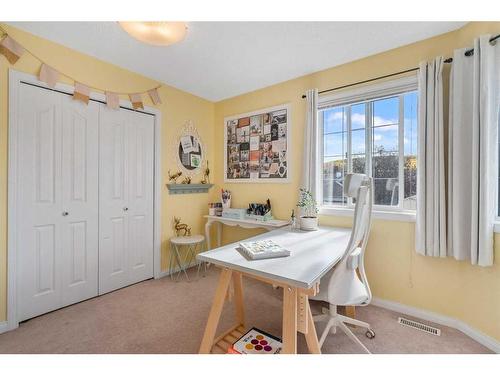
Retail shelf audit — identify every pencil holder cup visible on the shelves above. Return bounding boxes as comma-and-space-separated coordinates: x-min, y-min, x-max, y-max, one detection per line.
222, 199, 231, 209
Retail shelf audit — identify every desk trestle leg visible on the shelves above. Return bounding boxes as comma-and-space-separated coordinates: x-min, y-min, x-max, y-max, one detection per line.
282, 287, 298, 354
199, 269, 320, 354
199, 269, 246, 354
283, 288, 321, 354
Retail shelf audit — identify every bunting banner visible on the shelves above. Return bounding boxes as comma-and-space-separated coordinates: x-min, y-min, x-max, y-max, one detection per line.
0, 35, 25, 64
148, 88, 162, 105
129, 93, 144, 110
105, 91, 120, 110
0, 31, 162, 107
73, 82, 90, 104
39, 64, 59, 88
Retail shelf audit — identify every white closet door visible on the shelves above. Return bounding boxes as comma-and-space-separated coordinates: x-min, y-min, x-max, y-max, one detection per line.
99, 107, 154, 294
126, 110, 154, 285
17, 84, 99, 321
60, 97, 100, 306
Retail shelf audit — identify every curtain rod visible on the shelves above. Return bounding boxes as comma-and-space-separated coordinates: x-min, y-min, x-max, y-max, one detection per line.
301, 33, 499, 99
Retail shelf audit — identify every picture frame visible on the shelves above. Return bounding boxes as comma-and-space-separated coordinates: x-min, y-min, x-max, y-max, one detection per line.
224, 103, 291, 183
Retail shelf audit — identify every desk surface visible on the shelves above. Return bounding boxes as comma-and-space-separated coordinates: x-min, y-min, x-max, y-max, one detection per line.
204, 215, 289, 228
197, 226, 351, 289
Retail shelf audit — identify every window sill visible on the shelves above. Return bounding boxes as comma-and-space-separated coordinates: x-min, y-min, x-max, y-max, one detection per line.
319, 206, 416, 222
494, 222, 500, 234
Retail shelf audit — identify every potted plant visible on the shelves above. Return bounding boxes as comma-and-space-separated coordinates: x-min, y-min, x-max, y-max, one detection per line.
297, 188, 319, 231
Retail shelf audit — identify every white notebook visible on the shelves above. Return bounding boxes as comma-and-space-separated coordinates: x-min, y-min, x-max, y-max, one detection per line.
238, 240, 290, 260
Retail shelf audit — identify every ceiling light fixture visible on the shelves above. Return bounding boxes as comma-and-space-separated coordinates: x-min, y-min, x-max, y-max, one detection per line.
119, 22, 187, 46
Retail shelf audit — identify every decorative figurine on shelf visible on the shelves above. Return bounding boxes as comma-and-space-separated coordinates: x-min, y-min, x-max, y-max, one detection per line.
181, 176, 192, 184
168, 170, 183, 184
201, 161, 210, 184
173, 217, 191, 237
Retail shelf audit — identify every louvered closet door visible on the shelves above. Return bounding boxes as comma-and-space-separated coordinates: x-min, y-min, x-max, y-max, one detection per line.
99, 106, 154, 294
17, 84, 99, 321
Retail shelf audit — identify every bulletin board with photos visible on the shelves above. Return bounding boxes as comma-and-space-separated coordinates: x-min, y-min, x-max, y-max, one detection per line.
224, 104, 290, 182
175, 120, 205, 177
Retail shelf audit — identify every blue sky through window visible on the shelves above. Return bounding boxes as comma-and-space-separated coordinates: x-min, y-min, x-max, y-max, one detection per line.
322, 91, 418, 162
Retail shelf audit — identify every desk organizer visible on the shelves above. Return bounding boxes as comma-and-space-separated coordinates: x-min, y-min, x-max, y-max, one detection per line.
222, 208, 247, 220
245, 212, 274, 222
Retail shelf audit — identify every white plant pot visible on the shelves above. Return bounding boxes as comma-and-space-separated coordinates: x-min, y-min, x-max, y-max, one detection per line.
300, 216, 318, 231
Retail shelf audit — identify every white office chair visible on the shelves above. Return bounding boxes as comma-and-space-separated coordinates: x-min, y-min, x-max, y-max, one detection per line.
311, 173, 375, 353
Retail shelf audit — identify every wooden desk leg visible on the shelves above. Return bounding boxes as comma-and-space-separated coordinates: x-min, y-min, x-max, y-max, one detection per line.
345, 306, 356, 321
304, 297, 321, 354
199, 268, 233, 353
282, 287, 298, 354
232, 272, 245, 325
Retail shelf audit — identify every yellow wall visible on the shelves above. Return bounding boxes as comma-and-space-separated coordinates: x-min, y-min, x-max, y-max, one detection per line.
213, 22, 500, 341
1, 21, 499, 344
0, 24, 215, 321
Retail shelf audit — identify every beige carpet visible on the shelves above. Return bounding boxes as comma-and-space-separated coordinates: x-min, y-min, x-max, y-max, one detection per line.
0, 267, 492, 354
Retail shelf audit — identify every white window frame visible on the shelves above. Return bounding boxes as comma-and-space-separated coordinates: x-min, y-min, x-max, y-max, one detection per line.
317, 75, 418, 222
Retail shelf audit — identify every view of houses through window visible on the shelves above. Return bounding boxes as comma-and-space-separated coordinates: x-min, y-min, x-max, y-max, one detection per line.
320, 90, 418, 210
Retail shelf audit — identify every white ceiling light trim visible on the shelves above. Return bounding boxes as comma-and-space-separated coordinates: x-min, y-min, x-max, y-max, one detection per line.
119, 22, 187, 46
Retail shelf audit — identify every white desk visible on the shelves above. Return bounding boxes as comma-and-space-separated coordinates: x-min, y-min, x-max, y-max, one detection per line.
204, 215, 289, 249
197, 226, 351, 354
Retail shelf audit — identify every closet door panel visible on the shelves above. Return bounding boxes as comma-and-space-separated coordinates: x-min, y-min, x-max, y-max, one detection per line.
127, 112, 154, 283
99, 107, 129, 294
60, 99, 99, 305
17, 85, 63, 321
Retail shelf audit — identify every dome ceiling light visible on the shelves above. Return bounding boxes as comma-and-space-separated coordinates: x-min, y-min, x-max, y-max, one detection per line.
119, 22, 187, 46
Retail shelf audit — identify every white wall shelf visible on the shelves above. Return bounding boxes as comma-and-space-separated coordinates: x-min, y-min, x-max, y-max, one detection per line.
167, 183, 214, 195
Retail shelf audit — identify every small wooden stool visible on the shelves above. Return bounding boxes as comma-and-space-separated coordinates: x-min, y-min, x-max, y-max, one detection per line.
169, 235, 206, 281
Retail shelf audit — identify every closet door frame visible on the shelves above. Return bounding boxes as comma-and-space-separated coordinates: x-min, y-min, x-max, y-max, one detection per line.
7, 69, 163, 332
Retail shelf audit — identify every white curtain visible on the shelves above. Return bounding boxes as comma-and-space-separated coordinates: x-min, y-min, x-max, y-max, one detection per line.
448, 35, 499, 266
416, 57, 447, 257
302, 89, 319, 198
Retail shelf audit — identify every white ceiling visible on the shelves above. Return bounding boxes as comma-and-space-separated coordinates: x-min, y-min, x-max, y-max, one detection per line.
10, 22, 466, 101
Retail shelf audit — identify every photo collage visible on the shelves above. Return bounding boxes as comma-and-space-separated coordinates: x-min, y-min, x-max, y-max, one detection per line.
226, 107, 288, 180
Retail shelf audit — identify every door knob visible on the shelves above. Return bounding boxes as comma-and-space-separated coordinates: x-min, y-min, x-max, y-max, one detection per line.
123, 207, 129, 212
62, 211, 69, 216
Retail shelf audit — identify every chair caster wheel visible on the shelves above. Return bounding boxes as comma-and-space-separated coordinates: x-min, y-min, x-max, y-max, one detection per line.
365, 329, 375, 339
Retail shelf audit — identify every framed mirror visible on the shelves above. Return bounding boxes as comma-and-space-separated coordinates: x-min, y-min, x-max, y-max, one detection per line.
175, 120, 204, 176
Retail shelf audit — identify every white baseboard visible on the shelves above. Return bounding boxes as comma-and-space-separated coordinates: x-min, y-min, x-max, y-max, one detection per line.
371, 297, 500, 353
0, 321, 8, 334
156, 261, 204, 279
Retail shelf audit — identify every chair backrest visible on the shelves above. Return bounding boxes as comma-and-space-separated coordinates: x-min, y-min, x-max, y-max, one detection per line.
343, 173, 373, 257
332, 173, 374, 304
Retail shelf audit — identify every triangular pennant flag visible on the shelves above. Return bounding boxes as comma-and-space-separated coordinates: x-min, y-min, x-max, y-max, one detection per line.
148, 88, 162, 105
105, 91, 120, 110
39, 64, 59, 88
129, 93, 144, 110
0, 35, 25, 64
73, 82, 90, 104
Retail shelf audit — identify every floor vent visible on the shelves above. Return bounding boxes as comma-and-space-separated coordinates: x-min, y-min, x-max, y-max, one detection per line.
398, 317, 441, 336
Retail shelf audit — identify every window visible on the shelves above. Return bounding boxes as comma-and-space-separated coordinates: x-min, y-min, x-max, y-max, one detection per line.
318, 77, 418, 211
